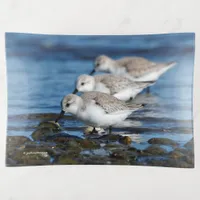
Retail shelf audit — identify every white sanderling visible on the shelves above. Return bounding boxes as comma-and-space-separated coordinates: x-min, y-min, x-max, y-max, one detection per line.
90, 55, 177, 84
73, 74, 154, 101
55, 91, 144, 134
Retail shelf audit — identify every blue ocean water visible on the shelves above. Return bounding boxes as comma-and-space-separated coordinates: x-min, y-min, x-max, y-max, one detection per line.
6, 32, 194, 145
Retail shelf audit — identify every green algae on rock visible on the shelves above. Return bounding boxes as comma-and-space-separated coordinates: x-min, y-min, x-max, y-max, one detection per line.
31, 121, 62, 141
7, 136, 31, 146
46, 134, 81, 144
38, 121, 61, 131
142, 145, 168, 156
78, 139, 100, 149
148, 138, 178, 147
31, 127, 54, 141
57, 155, 78, 165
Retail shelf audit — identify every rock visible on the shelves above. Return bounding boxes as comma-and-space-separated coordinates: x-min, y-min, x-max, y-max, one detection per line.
7, 136, 31, 146
104, 143, 122, 150
184, 155, 194, 165
148, 138, 178, 147
6, 136, 31, 159
11, 149, 51, 165
142, 145, 168, 156
110, 150, 127, 160
31, 127, 54, 141
98, 134, 121, 142
78, 139, 100, 149
109, 158, 130, 165
184, 138, 194, 149
65, 148, 82, 157
168, 148, 186, 159
18, 142, 62, 157
146, 159, 168, 167
46, 133, 82, 143
119, 136, 132, 145
127, 147, 138, 152
166, 159, 194, 168
77, 155, 110, 165
168, 148, 194, 167
6, 157, 17, 166
38, 121, 61, 131
57, 155, 78, 165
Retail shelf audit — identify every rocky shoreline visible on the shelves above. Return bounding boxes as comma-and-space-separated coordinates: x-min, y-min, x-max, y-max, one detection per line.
6, 121, 194, 168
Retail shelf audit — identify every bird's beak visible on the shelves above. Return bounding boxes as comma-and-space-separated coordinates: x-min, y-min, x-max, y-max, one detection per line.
55, 110, 65, 123
89, 69, 95, 75
72, 88, 78, 94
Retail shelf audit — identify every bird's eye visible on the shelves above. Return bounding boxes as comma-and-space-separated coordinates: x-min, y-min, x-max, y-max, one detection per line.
96, 63, 100, 67
66, 103, 70, 107
81, 82, 85, 86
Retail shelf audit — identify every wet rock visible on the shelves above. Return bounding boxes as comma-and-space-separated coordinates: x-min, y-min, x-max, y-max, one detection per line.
119, 136, 132, 145
109, 158, 130, 165
110, 150, 128, 160
57, 155, 78, 165
78, 139, 100, 149
104, 143, 122, 150
184, 155, 194, 165
6, 145, 16, 158
18, 142, 62, 157
77, 155, 110, 165
166, 159, 194, 168
184, 138, 194, 149
169, 148, 185, 159
127, 147, 138, 152
38, 121, 61, 131
148, 138, 178, 147
6, 136, 31, 159
11, 149, 51, 165
98, 134, 121, 142
46, 133, 82, 143
168, 147, 194, 167
7, 136, 31, 146
31, 127, 54, 141
169, 147, 193, 157
142, 145, 168, 156
6, 157, 17, 166
65, 148, 82, 157
128, 155, 138, 165
146, 159, 168, 167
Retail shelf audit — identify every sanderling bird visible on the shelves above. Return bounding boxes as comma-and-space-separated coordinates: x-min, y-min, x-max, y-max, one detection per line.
73, 74, 154, 101
55, 92, 144, 134
90, 55, 177, 86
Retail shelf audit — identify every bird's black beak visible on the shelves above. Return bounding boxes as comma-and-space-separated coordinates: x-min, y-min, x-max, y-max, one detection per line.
55, 110, 65, 123
72, 88, 78, 94
89, 69, 95, 75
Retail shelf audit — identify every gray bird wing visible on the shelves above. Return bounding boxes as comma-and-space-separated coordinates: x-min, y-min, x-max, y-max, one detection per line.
81, 92, 142, 114
117, 57, 176, 78
100, 75, 154, 94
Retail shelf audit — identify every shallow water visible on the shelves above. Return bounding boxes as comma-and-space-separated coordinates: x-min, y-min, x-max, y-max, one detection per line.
6, 33, 194, 149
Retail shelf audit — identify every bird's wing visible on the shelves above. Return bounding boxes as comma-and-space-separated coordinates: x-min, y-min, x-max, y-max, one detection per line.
81, 92, 129, 114
117, 57, 155, 70
100, 75, 139, 94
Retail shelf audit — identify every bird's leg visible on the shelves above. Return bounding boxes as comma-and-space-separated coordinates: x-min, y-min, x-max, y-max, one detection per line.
91, 127, 98, 134
108, 126, 112, 134
146, 87, 150, 94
